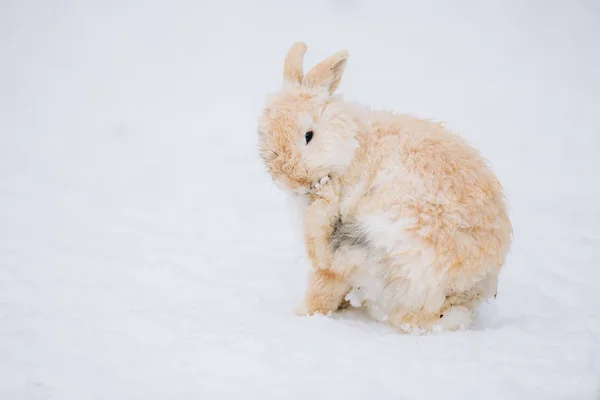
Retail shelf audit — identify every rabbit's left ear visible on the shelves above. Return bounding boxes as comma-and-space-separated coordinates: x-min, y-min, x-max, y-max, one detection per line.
283, 42, 307, 84
303, 50, 349, 94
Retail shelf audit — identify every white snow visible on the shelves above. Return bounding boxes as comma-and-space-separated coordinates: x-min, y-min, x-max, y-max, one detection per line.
1, 1, 599, 399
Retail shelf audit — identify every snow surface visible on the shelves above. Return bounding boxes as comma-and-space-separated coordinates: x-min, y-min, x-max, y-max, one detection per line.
1, 1, 600, 399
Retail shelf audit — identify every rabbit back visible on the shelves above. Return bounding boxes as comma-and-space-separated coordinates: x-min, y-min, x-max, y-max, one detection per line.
334, 111, 512, 321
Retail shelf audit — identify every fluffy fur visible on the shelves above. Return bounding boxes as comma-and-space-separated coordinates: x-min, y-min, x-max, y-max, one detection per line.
258, 42, 512, 333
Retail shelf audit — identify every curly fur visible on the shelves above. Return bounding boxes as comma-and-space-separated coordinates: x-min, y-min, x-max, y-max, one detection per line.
258, 42, 512, 333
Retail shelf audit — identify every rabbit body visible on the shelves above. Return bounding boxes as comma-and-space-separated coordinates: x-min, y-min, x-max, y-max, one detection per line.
258, 43, 512, 333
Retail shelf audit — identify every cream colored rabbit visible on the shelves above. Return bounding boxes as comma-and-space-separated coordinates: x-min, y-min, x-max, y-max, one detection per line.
257, 42, 512, 333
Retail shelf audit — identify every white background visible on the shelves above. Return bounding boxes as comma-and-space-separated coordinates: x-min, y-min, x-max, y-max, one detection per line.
1, 1, 599, 398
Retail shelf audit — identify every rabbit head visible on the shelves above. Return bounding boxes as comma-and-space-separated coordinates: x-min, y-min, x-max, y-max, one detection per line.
258, 42, 359, 195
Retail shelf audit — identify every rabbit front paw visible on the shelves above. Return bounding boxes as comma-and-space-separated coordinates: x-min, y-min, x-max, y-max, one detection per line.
294, 300, 332, 317
309, 175, 334, 201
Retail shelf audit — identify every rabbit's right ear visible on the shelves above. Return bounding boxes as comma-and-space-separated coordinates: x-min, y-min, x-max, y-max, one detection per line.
283, 42, 307, 85
303, 49, 349, 95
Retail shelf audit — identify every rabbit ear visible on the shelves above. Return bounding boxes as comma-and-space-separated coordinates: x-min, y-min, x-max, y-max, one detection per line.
283, 42, 307, 84
303, 49, 349, 94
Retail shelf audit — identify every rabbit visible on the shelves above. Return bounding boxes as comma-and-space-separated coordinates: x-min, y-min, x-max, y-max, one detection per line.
257, 42, 512, 333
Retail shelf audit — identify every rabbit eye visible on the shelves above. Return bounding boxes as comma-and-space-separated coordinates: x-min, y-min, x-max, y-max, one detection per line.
305, 131, 314, 145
